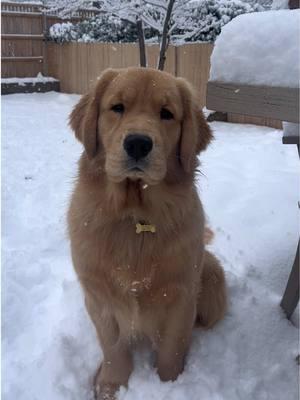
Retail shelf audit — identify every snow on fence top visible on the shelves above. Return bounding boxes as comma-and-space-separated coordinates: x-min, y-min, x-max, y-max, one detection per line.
2, 73, 59, 85
209, 9, 300, 88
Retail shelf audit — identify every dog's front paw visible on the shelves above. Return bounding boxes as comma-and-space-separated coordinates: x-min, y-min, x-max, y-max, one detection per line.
157, 359, 184, 382
93, 358, 132, 400
93, 365, 118, 400
94, 382, 119, 400
93, 364, 115, 400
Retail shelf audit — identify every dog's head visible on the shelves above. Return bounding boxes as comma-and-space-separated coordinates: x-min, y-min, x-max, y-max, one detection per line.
70, 67, 212, 185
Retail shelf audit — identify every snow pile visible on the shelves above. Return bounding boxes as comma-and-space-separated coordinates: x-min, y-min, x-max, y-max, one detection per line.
210, 10, 300, 87
2, 92, 299, 400
2, 73, 59, 86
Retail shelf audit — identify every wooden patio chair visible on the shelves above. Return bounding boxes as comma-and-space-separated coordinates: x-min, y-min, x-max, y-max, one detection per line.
206, 82, 299, 319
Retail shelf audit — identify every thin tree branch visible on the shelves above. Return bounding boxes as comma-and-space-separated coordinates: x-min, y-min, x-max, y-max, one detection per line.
157, 0, 176, 71
140, 14, 162, 32
143, 0, 168, 11
168, 20, 177, 35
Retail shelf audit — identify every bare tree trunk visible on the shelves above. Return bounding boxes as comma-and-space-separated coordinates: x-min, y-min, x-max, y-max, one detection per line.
137, 19, 147, 67
157, 0, 176, 71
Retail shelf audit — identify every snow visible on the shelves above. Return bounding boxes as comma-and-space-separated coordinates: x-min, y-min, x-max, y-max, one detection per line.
2, 92, 299, 400
2, 73, 59, 86
4, 0, 43, 4
210, 10, 300, 88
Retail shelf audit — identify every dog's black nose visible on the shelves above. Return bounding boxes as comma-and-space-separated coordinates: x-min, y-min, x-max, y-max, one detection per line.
123, 134, 153, 161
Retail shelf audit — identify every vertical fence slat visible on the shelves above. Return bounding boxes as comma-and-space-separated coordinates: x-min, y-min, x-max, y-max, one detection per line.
176, 43, 213, 107
121, 44, 139, 70
42, 12, 48, 76
146, 44, 159, 69
88, 43, 109, 89
108, 43, 123, 68
77, 43, 89, 94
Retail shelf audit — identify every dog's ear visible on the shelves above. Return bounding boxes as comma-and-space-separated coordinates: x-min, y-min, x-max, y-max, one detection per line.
69, 69, 119, 159
176, 78, 213, 173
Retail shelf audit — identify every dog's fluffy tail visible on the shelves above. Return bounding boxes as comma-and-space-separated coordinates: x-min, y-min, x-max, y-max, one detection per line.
204, 226, 215, 245
196, 250, 227, 329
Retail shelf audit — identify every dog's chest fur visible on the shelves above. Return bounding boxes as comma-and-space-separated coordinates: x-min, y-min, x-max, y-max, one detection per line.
109, 257, 160, 300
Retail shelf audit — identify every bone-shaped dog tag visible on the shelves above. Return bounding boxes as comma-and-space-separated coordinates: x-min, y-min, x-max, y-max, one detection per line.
136, 223, 156, 234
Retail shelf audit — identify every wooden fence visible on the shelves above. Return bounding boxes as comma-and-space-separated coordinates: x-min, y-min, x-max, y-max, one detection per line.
47, 43, 213, 107
1, 1, 100, 78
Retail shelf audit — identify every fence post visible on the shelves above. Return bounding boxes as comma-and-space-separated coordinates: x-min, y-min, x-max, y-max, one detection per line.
42, 10, 48, 76
174, 45, 178, 77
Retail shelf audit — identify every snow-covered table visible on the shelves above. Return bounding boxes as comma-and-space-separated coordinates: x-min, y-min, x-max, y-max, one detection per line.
206, 10, 300, 124
206, 9, 300, 319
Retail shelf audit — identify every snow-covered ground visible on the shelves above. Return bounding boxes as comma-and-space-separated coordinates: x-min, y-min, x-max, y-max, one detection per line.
2, 92, 299, 400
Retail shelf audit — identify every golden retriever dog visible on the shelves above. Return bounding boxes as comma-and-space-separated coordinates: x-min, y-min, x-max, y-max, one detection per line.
68, 67, 226, 400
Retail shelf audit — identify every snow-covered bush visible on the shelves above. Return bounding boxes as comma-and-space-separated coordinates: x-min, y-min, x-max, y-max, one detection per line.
48, 13, 157, 43
47, 0, 265, 44
49, 22, 78, 42
271, 0, 289, 9
75, 14, 139, 43
173, 0, 263, 42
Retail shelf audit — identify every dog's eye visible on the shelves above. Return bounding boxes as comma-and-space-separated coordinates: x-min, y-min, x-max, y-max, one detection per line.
160, 108, 174, 120
111, 103, 124, 113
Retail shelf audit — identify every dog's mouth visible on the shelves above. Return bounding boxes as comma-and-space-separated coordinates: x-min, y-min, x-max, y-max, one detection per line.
125, 160, 148, 177
125, 165, 146, 181
128, 166, 144, 172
